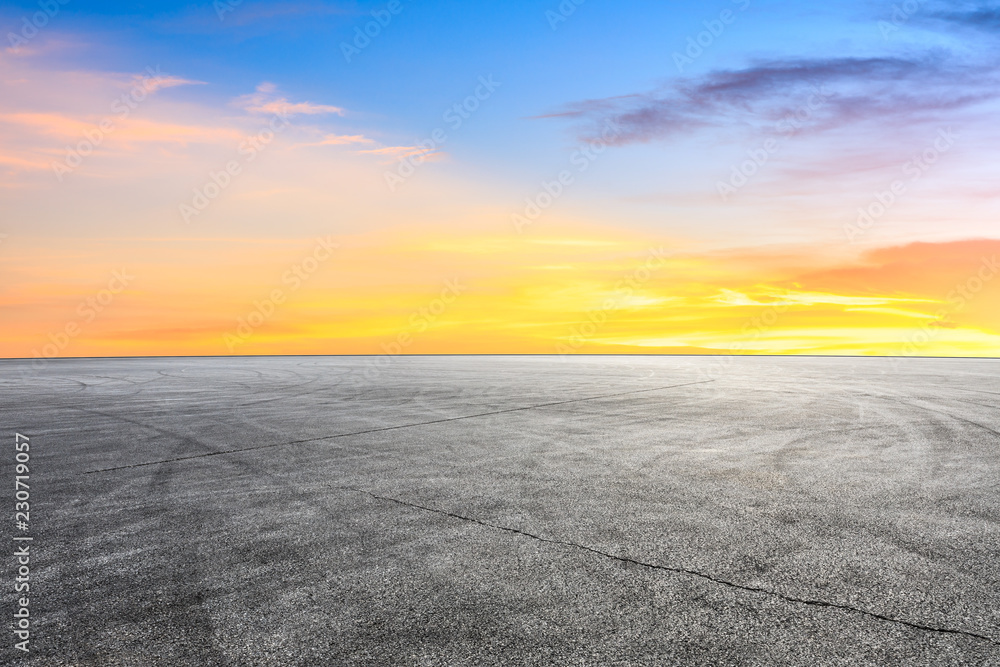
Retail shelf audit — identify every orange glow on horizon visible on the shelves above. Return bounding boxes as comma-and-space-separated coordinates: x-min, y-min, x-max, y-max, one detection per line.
2, 232, 998, 360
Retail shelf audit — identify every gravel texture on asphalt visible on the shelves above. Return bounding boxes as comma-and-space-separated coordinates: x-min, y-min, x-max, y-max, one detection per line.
2, 355, 999, 666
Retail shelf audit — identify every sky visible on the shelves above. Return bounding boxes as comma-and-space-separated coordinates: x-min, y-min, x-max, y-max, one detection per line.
1, 0, 999, 359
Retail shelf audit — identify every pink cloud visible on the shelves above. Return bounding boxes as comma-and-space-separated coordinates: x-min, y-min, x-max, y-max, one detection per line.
235, 82, 344, 117
359, 145, 446, 164
130, 73, 205, 94
0, 111, 240, 145
293, 133, 375, 148
0, 151, 50, 170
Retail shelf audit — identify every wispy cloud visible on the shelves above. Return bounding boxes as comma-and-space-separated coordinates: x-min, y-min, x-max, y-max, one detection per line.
0, 64, 226, 178
290, 133, 444, 163
0, 151, 50, 170
293, 133, 374, 148
131, 73, 204, 94
359, 145, 445, 164
928, 3, 1000, 31
544, 56, 998, 146
234, 82, 344, 116
0, 111, 239, 145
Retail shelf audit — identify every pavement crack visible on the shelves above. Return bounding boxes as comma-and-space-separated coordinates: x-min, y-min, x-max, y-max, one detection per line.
344, 486, 1000, 648
84, 380, 714, 474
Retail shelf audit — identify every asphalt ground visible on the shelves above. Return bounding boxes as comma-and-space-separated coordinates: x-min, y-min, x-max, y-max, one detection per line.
1, 355, 999, 666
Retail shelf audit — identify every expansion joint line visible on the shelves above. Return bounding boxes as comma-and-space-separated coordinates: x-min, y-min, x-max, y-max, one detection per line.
343, 486, 1000, 648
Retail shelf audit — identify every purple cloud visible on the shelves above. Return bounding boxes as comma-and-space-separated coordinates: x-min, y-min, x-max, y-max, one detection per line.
543, 56, 998, 146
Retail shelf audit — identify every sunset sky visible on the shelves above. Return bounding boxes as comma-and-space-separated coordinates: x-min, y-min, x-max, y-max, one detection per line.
2, 0, 999, 358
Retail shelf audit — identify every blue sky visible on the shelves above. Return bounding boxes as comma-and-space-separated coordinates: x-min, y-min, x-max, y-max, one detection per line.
3, 0, 929, 179
4, 0, 999, 239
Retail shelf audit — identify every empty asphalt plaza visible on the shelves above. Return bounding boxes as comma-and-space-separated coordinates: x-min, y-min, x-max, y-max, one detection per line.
2, 355, 999, 665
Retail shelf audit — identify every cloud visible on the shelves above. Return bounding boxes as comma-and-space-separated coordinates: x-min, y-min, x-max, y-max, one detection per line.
359, 145, 446, 164
293, 133, 374, 148
713, 289, 934, 308
788, 239, 1000, 303
132, 73, 205, 94
289, 134, 448, 163
0, 151, 50, 171
0, 112, 94, 137
929, 3, 1000, 31
3, 37, 85, 58
0, 111, 240, 145
0, 61, 244, 182
544, 56, 998, 146
234, 82, 344, 117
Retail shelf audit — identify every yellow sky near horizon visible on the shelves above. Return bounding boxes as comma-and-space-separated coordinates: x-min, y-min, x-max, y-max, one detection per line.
3, 231, 998, 360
